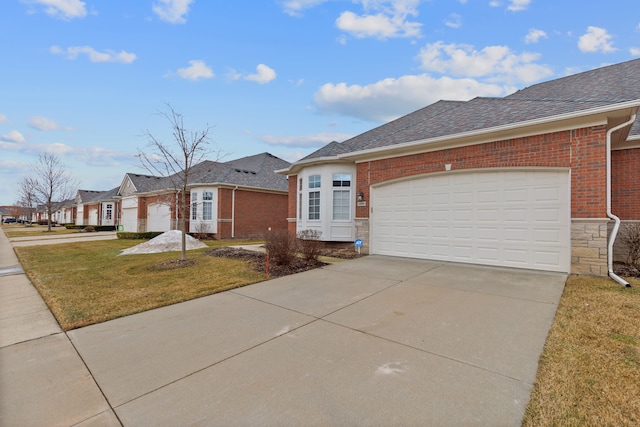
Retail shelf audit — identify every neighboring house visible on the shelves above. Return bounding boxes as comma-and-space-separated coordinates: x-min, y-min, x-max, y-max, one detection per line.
0, 206, 14, 223
279, 58, 640, 277
118, 152, 291, 238
75, 188, 119, 227
51, 199, 75, 224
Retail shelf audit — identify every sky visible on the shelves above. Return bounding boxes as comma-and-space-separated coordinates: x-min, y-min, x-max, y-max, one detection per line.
1, 0, 639, 206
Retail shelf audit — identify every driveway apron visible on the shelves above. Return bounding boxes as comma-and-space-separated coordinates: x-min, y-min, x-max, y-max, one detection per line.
66, 255, 565, 426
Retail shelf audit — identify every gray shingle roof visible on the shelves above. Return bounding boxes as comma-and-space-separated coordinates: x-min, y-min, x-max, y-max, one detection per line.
122, 152, 291, 194
296, 58, 640, 164
77, 187, 120, 204
189, 152, 290, 191
124, 173, 165, 193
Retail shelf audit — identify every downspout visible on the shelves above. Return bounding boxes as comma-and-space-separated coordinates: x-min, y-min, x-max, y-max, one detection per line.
231, 186, 238, 238
606, 113, 636, 287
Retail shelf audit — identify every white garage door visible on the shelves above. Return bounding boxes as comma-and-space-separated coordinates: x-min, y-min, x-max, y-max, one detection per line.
88, 209, 98, 226
371, 169, 570, 272
147, 203, 171, 232
121, 207, 138, 232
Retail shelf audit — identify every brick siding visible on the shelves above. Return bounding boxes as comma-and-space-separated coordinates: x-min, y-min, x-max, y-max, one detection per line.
355, 125, 608, 219
612, 147, 640, 219
216, 188, 288, 239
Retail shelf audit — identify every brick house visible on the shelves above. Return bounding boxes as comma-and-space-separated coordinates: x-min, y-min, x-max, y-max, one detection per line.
74, 188, 119, 226
279, 58, 640, 282
118, 152, 290, 239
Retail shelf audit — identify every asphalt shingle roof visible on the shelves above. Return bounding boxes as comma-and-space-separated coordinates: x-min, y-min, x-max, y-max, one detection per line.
190, 152, 290, 191
122, 152, 291, 194
298, 58, 640, 163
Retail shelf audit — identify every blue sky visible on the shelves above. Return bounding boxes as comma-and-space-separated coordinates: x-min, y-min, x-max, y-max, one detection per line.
1, 0, 639, 205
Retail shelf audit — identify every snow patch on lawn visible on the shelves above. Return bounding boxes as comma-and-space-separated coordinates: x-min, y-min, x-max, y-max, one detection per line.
119, 230, 207, 255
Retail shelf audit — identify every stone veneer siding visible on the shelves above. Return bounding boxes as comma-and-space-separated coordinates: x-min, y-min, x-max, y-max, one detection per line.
571, 219, 609, 276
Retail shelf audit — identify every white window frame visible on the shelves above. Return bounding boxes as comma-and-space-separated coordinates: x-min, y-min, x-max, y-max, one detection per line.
308, 191, 320, 221
191, 192, 198, 220
332, 173, 351, 221
202, 191, 213, 221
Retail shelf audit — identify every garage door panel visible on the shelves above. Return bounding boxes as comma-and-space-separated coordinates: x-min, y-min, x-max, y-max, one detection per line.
147, 203, 171, 232
371, 170, 570, 272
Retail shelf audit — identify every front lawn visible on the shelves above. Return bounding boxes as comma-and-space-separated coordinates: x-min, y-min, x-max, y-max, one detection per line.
522, 275, 640, 427
14, 239, 265, 330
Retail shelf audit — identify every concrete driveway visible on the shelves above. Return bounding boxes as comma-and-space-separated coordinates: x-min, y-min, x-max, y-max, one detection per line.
59, 256, 565, 426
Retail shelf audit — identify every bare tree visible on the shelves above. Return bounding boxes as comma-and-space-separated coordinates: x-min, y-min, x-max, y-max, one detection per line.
15, 178, 38, 225
26, 153, 78, 232
138, 104, 218, 261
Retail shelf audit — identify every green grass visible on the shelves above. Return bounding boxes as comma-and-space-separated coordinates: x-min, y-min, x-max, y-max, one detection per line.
14, 239, 266, 330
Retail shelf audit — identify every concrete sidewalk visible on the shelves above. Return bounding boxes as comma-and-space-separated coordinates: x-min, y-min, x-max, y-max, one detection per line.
0, 229, 121, 426
0, 228, 566, 426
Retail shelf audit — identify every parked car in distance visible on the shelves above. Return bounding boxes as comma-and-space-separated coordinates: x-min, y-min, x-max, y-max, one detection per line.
3, 217, 16, 223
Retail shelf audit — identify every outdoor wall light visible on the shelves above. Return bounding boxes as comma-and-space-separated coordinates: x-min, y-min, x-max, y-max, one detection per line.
357, 191, 365, 201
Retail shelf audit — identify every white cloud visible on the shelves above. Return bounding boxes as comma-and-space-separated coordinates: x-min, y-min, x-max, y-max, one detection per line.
176, 60, 215, 80
631, 47, 640, 56
152, 0, 193, 24
417, 41, 553, 84
261, 132, 353, 148
336, 0, 422, 39
281, 0, 329, 17
1, 130, 26, 143
507, 0, 531, 11
245, 64, 277, 84
524, 28, 547, 44
489, 1, 501, 7
314, 74, 508, 123
444, 13, 462, 29
29, 116, 64, 131
21, 0, 87, 20
0, 114, 8, 124
41, 143, 73, 155
578, 26, 617, 53
50, 45, 136, 63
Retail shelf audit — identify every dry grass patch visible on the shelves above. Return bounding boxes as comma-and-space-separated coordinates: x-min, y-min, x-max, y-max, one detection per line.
3, 225, 78, 238
14, 239, 266, 330
522, 275, 640, 427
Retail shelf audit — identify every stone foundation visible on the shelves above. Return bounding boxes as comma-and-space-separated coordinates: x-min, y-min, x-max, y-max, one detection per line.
354, 218, 370, 254
571, 219, 609, 276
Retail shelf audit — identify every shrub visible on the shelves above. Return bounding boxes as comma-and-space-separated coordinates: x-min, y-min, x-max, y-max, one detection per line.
621, 222, 640, 269
265, 229, 297, 266
82, 226, 96, 233
297, 229, 322, 262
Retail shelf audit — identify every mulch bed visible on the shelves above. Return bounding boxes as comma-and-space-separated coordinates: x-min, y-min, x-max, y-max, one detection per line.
205, 247, 327, 278
150, 258, 198, 270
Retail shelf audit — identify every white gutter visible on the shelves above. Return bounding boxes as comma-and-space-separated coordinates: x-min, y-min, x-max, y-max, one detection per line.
606, 113, 637, 287
231, 186, 238, 238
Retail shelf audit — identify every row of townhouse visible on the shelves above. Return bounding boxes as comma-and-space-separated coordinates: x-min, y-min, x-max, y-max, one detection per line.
48, 152, 292, 239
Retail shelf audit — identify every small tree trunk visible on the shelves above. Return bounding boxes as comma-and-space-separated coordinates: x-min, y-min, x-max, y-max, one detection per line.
180, 191, 187, 261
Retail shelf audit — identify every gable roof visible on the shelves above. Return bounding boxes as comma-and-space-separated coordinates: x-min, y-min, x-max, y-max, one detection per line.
287, 58, 640, 171
189, 152, 290, 191
76, 187, 120, 204
120, 152, 291, 195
